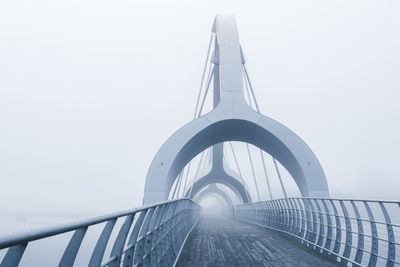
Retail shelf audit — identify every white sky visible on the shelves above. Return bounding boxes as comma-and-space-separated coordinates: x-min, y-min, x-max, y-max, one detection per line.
1, 0, 399, 214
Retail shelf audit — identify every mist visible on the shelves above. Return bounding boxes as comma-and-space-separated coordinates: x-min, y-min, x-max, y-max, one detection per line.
1, 0, 399, 218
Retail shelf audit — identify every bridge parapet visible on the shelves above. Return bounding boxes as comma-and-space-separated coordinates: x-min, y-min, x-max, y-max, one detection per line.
235, 198, 400, 267
0, 199, 199, 267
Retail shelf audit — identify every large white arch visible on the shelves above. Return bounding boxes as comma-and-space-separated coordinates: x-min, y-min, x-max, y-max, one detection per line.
143, 14, 329, 204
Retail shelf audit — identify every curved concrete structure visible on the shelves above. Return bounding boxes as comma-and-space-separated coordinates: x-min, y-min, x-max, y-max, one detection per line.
184, 145, 251, 203
195, 184, 234, 207
143, 14, 329, 204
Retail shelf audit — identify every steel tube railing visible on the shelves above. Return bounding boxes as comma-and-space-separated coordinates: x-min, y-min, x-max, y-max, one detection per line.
235, 197, 400, 267
0, 199, 199, 267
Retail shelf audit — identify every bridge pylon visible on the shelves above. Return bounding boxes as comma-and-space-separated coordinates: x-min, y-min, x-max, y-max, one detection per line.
143, 14, 329, 204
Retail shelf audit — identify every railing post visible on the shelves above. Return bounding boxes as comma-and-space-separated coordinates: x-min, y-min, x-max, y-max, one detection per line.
321, 199, 333, 256
266, 201, 273, 227
350, 200, 364, 266
363, 201, 378, 267
303, 198, 314, 246
308, 199, 318, 248
313, 199, 325, 252
0, 243, 27, 267
339, 200, 352, 265
296, 198, 306, 240
124, 210, 147, 267
143, 206, 161, 266
134, 207, 155, 266
271, 200, 280, 229
286, 199, 296, 234
279, 199, 290, 232
88, 219, 117, 267
330, 199, 341, 261
152, 204, 167, 266
59, 227, 88, 267
108, 214, 135, 267
379, 202, 395, 267
289, 198, 300, 236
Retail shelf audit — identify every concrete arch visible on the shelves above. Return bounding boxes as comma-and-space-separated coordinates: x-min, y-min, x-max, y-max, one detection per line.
184, 158, 251, 203
196, 184, 234, 207
143, 14, 329, 204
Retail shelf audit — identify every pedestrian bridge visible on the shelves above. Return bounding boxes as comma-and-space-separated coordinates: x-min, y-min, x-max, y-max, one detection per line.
1, 15, 399, 267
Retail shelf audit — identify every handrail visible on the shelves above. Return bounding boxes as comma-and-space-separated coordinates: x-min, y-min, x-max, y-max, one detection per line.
0, 199, 184, 249
0, 198, 200, 267
235, 197, 400, 267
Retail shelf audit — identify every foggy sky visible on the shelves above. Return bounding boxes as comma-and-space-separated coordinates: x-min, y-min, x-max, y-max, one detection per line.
1, 0, 399, 215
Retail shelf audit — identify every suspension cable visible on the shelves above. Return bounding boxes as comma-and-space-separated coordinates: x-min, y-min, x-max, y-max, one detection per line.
194, 33, 215, 120
243, 65, 260, 112
202, 148, 210, 169
259, 150, 273, 200
197, 66, 215, 118
273, 158, 287, 198
188, 151, 206, 198
184, 64, 215, 198
243, 63, 288, 198
246, 144, 261, 201
170, 174, 179, 199
177, 35, 215, 200
172, 170, 184, 199
181, 161, 192, 198
228, 142, 244, 182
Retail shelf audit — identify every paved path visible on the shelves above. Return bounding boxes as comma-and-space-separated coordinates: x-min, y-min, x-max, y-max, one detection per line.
177, 216, 342, 267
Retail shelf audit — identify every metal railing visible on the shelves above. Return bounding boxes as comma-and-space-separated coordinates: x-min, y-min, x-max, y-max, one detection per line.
0, 199, 199, 267
235, 198, 400, 267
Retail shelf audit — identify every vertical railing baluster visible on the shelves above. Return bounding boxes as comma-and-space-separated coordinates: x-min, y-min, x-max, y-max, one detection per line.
59, 227, 87, 267
303, 198, 313, 246
321, 199, 333, 256
313, 199, 325, 252
134, 208, 155, 266
88, 219, 117, 267
339, 200, 352, 265
271, 200, 280, 229
350, 200, 364, 266
266, 201, 273, 227
364, 201, 378, 267
308, 199, 318, 248
296, 198, 306, 240
143, 206, 161, 266
152, 205, 167, 267
124, 210, 147, 267
162, 203, 174, 266
379, 202, 395, 267
281, 199, 291, 232
107, 214, 135, 267
330, 199, 341, 261
167, 202, 178, 266
286, 199, 296, 234
0, 243, 27, 267
278, 200, 286, 230
261, 202, 267, 226
290, 198, 300, 236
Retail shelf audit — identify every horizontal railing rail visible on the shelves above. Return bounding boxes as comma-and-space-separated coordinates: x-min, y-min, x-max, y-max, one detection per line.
0, 198, 200, 267
235, 197, 400, 267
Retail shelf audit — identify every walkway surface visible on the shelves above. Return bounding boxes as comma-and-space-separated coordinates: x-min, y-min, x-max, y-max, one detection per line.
177, 216, 341, 267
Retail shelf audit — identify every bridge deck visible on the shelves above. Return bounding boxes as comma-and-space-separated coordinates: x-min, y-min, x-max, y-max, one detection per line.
177, 216, 341, 267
